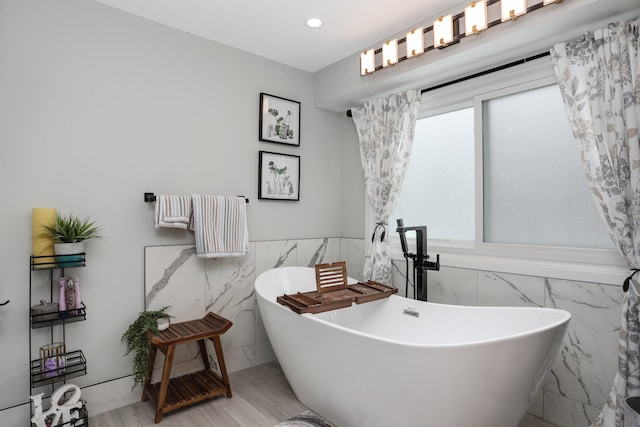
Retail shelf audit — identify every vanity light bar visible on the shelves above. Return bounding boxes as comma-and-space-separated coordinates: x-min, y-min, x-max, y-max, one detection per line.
359, 0, 562, 76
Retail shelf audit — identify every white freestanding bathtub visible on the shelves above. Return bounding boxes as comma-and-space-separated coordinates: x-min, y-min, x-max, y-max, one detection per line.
255, 267, 570, 427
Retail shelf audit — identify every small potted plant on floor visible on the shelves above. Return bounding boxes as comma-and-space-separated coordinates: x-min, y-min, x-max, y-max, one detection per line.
36, 212, 103, 266
121, 306, 173, 390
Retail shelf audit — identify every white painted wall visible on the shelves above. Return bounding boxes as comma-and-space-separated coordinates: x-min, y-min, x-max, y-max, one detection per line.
0, 0, 363, 413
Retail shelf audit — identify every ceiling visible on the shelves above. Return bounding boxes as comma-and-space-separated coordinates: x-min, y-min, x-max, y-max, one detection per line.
91, 0, 462, 73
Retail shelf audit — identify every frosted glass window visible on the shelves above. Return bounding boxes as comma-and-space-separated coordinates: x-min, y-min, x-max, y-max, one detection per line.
483, 85, 613, 249
392, 108, 475, 240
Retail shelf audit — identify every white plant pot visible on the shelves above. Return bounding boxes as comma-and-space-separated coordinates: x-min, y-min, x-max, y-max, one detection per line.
157, 317, 170, 331
54, 242, 85, 255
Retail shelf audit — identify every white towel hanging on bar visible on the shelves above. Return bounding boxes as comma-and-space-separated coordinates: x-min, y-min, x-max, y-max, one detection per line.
191, 195, 249, 258
154, 195, 193, 230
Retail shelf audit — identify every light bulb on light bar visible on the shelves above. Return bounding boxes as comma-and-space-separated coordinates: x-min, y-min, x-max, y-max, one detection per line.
382, 39, 398, 67
501, 0, 527, 21
406, 28, 424, 58
433, 15, 454, 48
360, 49, 375, 75
465, 1, 488, 36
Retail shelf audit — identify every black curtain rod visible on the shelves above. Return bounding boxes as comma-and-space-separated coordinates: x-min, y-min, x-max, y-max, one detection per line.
345, 50, 551, 117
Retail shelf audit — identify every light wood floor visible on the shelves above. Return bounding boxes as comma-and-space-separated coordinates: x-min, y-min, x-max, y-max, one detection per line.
89, 362, 557, 427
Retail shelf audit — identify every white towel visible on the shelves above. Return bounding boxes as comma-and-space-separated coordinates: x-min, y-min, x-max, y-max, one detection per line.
154, 195, 193, 229
191, 195, 249, 258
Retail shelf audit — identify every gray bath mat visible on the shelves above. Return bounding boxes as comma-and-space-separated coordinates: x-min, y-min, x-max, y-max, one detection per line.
275, 410, 336, 427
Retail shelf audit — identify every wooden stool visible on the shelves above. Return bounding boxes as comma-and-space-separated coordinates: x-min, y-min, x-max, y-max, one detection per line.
141, 312, 233, 423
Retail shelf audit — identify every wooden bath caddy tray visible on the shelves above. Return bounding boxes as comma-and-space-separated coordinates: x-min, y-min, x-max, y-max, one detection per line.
277, 262, 397, 314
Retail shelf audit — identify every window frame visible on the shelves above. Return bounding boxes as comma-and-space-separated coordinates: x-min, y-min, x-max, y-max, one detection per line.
379, 56, 628, 286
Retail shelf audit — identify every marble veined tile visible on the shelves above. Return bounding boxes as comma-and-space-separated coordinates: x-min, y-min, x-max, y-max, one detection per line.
297, 238, 333, 266
149, 346, 210, 380
477, 271, 545, 307
326, 238, 341, 263
221, 345, 256, 374
341, 238, 365, 282
204, 249, 257, 352
144, 245, 205, 321
391, 259, 413, 298
255, 338, 277, 365
255, 299, 268, 343
392, 261, 482, 304
527, 391, 544, 419
426, 266, 477, 305
543, 390, 602, 427
254, 240, 297, 278
544, 279, 622, 411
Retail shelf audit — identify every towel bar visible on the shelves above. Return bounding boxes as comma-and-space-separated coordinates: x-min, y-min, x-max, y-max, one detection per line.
144, 193, 249, 203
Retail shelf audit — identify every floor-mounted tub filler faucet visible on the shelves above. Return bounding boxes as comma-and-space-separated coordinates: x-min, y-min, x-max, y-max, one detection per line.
396, 218, 440, 301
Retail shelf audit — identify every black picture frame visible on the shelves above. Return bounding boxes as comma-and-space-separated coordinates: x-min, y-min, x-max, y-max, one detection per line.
259, 93, 301, 146
258, 151, 300, 201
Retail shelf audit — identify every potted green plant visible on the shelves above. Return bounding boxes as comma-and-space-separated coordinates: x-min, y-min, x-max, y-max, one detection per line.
121, 306, 173, 390
37, 212, 103, 256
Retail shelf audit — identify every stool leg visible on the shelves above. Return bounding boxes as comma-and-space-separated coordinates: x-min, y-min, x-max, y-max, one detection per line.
198, 339, 210, 370
155, 345, 176, 423
211, 336, 232, 398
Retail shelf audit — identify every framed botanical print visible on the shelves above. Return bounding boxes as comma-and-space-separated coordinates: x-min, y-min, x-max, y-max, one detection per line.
258, 151, 300, 201
259, 93, 300, 146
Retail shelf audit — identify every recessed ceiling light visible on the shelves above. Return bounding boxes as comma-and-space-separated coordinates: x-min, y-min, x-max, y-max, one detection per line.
306, 17, 323, 28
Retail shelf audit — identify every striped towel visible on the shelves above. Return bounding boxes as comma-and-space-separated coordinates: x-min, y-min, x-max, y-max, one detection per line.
191, 195, 249, 258
154, 195, 193, 229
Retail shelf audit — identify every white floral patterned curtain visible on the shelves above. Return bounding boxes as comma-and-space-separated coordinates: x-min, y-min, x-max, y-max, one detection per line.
551, 17, 640, 427
351, 90, 421, 284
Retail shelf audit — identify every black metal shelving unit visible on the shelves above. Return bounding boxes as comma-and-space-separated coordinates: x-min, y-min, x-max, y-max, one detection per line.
31, 303, 87, 329
29, 254, 89, 426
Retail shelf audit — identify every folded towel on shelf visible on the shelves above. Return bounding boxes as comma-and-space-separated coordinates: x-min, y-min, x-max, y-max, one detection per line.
154, 195, 193, 229
191, 195, 249, 258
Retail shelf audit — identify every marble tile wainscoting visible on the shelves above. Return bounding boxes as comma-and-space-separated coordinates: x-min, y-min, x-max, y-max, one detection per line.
142, 238, 366, 389
144, 237, 620, 426
1, 236, 617, 426
391, 260, 623, 427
